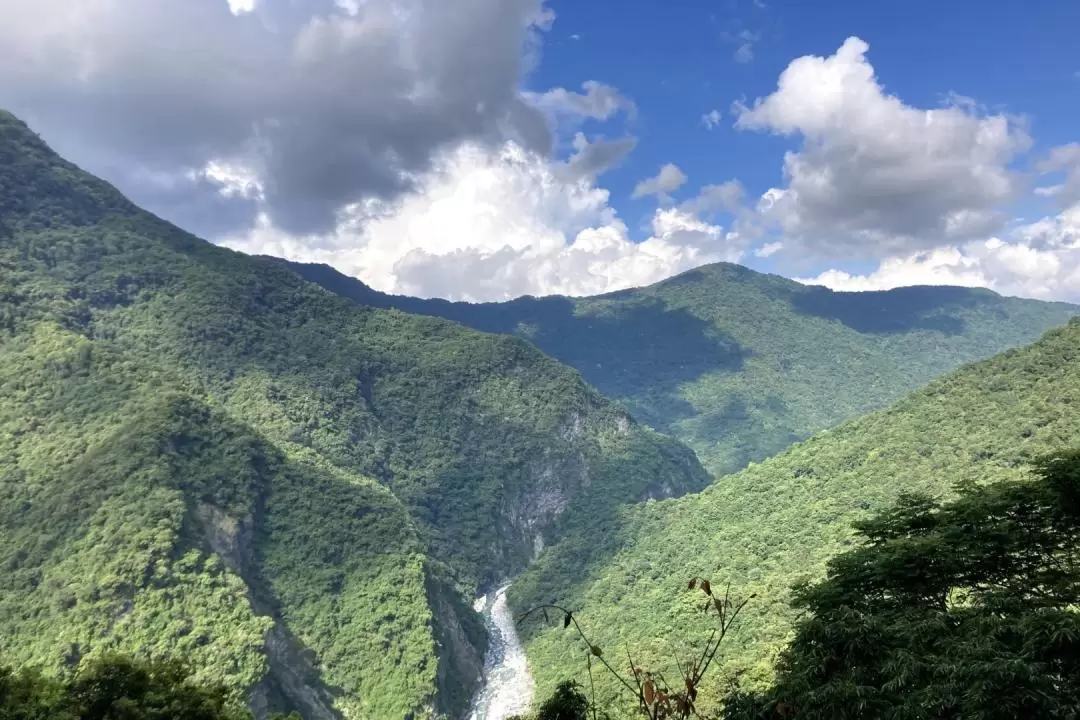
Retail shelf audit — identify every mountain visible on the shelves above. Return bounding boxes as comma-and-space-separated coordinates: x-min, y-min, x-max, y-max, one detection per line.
0, 111, 709, 718
278, 261, 1078, 477
508, 316, 1080, 714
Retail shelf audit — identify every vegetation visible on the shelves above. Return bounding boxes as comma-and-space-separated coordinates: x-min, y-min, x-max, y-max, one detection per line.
281, 260, 1076, 477
723, 450, 1080, 719
0, 109, 708, 717
513, 681, 589, 720
518, 580, 751, 720
511, 317, 1080, 713
0, 655, 253, 720
521, 451, 1080, 720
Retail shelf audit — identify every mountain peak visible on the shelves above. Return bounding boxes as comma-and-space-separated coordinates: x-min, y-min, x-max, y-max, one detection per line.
0, 110, 135, 234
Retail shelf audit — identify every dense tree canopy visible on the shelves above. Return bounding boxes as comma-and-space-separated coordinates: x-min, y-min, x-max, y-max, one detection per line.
284, 260, 1076, 477
513, 317, 1080, 712
0, 109, 706, 717
723, 450, 1080, 719
0, 656, 252, 720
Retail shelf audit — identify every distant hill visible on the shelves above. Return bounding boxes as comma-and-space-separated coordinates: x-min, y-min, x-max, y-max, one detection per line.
0, 110, 708, 718
509, 316, 1080, 713
279, 260, 1077, 476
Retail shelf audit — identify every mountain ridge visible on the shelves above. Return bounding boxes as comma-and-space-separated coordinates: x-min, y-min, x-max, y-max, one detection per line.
510, 315, 1080, 713
0, 110, 708, 718
276, 257, 1078, 477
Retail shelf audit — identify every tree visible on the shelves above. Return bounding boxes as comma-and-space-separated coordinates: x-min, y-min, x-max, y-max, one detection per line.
533, 681, 590, 720
519, 582, 752, 720
724, 450, 1080, 719
0, 656, 251, 720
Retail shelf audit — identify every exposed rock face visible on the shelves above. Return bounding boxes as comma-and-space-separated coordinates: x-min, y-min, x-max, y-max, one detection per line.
195, 503, 253, 574
427, 571, 487, 718
194, 502, 342, 720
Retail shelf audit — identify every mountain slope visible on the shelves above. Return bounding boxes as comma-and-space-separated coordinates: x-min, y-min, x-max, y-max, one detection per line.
0, 110, 708, 718
509, 317, 1080, 713
281, 261, 1078, 476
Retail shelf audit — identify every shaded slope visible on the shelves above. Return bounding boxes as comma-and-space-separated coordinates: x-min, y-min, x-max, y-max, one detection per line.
0, 111, 708, 717
280, 261, 1078, 476
510, 317, 1080, 713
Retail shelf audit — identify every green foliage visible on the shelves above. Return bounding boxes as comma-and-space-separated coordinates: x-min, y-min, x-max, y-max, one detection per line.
536, 681, 590, 720
512, 318, 1080, 713
520, 583, 751, 720
283, 259, 1076, 477
505, 681, 590, 720
0, 654, 250, 720
723, 451, 1080, 719
0, 111, 708, 716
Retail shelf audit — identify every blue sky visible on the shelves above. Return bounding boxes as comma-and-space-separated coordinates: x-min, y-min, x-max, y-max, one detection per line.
1, 0, 1078, 301
530, 0, 1080, 278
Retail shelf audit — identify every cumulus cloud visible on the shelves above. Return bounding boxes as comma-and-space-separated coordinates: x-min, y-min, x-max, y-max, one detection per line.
0, 0, 556, 236
226, 0, 256, 15
560, 133, 637, 181
632, 164, 689, 200
736, 36, 1031, 259
222, 141, 745, 301
680, 180, 747, 217
798, 204, 1080, 301
1037, 143, 1080, 206
526, 81, 636, 122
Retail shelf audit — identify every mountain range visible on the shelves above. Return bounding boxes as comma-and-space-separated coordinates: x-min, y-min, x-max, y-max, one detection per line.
2, 107, 1078, 719
511, 315, 1080, 712
0, 110, 705, 719
280, 259, 1076, 476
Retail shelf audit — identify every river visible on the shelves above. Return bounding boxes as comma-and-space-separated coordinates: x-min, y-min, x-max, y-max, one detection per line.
466, 584, 534, 720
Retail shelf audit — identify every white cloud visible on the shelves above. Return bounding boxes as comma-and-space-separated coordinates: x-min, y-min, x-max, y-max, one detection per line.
1037, 142, 1080, 206
798, 204, 1080, 301
632, 164, 688, 200
733, 30, 759, 64
0, 0, 558, 236
526, 81, 635, 122
680, 180, 746, 216
226, 0, 256, 15
736, 36, 1031, 259
223, 141, 745, 301
1035, 185, 1064, 197
560, 133, 637, 181
701, 109, 723, 129
755, 241, 783, 258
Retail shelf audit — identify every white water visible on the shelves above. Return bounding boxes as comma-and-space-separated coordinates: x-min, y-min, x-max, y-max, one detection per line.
467, 584, 534, 720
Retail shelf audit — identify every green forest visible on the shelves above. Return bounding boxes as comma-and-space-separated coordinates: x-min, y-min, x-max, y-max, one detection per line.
3, 104, 1080, 720
511, 316, 1080, 714
513, 450, 1080, 719
0, 110, 706, 718
283, 260, 1076, 476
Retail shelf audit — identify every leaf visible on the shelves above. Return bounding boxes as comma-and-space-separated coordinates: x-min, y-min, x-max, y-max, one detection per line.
590, 645, 603, 657
700, 580, 712, 596
687, 578, 697, 590
563, 612, 572, 629
643, 679, 656, 705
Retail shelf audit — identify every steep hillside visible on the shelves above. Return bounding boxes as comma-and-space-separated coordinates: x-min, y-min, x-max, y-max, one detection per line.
0, 111, 708, 718
281, 261, 1077, 476
509, 317, 1080, 713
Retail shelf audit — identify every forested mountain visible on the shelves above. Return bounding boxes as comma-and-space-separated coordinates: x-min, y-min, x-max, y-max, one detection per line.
280, 261, 1077, 476
0, 111, 709, 718
509, 316, 1080, 714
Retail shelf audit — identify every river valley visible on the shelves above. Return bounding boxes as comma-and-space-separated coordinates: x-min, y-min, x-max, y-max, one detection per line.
466, 585, 534, 720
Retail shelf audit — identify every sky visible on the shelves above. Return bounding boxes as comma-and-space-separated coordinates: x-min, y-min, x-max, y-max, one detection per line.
1, 0, 1079, 302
